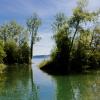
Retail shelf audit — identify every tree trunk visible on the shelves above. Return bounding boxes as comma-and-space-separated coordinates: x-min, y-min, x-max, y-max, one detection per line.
31, 32, 34, 59
69, 20, 80, 57
68, 20, 80, 71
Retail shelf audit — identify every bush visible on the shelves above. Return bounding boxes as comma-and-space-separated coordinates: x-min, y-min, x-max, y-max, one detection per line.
0, 41, 6, 63
89, 51, 100, 68
18, 42, 30, 64
4, 40, 18, 64
52, 27, 71, 64
4, 40, 30, 64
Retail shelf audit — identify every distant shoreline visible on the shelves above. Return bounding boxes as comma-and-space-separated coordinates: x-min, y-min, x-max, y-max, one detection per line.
33, 55, 50, 58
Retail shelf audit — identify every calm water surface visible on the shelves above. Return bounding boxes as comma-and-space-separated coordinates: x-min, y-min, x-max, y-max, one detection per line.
0, 57, 100, 100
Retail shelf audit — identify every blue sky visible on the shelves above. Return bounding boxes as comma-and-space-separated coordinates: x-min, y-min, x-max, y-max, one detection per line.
0, 0, 100, 55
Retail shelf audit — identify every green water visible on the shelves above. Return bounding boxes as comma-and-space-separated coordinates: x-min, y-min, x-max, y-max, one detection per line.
0, 63, 100, 100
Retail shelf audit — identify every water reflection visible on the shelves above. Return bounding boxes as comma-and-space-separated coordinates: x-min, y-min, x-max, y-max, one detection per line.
54, 72, 100, 100
32, 64, 56, 100
0, 65, 38, 100
0, 63, 100, 100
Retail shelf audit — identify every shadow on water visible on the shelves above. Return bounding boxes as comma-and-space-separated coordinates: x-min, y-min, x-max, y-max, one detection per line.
0, 64, 38, 100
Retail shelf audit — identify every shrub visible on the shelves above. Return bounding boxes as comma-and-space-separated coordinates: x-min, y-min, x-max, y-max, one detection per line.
18, 42, 30, 64
4, 40, 18, 64
0, 41, 6, 63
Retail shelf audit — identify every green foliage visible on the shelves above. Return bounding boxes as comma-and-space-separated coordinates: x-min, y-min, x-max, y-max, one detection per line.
71, 43, 89, 71
18, 42, 30, 64
0, 20, 31, 64
0, 41, 6, 63
52, 13, 67, 33
4, 40, 30, 64
4, 40, 18, 64
89, 51, 100, 68
53, 28, 71, 64
27, 13, 41, 59
51, 13, 71, 64
0, 21, 23, 42
51, 47, 59, 61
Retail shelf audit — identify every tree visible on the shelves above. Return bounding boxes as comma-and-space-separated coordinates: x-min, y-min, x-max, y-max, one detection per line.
26, 13, 41, 59
68, 0, 98, 57
92, 25, 100, 51
52, 13, 67, 33
0, 21, 23, 43
51, 13, 71, 63
18, 30, 29, 46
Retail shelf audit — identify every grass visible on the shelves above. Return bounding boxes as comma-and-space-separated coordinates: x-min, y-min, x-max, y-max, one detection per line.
38, 60, 51, 68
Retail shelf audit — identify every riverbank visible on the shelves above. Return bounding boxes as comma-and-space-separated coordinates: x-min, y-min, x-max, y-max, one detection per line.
39, 60, 100, 75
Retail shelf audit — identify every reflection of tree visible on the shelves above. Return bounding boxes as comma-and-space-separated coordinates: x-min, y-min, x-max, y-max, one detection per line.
0, 64, 38, 100
78, 73, 100, 100
31, 67, 39, 100
54, 73, 100, 100
54, 76, 74, 100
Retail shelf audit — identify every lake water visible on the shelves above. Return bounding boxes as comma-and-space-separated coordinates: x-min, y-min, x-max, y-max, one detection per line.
0, 56, 100, 100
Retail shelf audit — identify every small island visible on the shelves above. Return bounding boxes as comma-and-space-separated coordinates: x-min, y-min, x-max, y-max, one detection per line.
40, 0, 100, 75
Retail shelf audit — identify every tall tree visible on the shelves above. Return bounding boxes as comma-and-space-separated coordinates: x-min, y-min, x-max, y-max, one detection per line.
26, 13, 41, 59
51, 13, 71, 67
68, 0, 99, 58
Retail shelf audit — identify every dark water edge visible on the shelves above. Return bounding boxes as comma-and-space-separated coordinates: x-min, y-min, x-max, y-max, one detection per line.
0, 56, 100, 100
41, 62, 100, 76
38, 55, 100, 75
